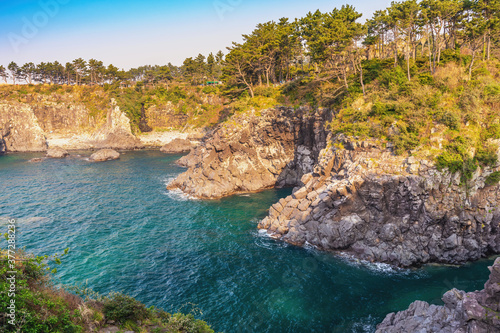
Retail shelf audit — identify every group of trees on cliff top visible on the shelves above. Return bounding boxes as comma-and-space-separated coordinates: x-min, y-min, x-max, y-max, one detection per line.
0, 0, 499, 94
223, 0, 499, 97
0, 51, 226, 87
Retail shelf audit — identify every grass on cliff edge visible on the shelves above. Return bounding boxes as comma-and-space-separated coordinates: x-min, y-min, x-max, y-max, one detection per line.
0, 249, 215, 333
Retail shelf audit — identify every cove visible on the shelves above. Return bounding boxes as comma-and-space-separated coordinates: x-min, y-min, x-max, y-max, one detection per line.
0, 150, 494, 332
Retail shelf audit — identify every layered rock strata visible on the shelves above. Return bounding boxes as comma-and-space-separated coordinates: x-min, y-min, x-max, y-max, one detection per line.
377, 257, 500, 332
258, 135, 500, 267
167, 107, 331, 199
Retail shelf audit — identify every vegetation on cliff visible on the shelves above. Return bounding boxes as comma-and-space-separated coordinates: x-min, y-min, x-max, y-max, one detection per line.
0, 250, 214, 333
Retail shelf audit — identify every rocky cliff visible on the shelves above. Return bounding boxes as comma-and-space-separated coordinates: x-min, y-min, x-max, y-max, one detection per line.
167, 107, 331, 199
258, 135, 500, 267
146, 103, 188, 129
0, 103, 47, 152
0, 98, 143, 152
377, 257, 500, 332
89, 99, 143, 150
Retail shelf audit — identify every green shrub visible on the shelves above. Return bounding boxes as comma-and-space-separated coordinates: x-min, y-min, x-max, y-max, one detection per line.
0, 251, 83, 333
435, 151, 464, 173
475, 144, 498, 167
202, 86, 218, 94
380, 66, 407, 88
166, 313, 214, 333
370, 102, 396, 117
484, 83, 500, 97
254, 85, 275, 97
440, 48, 461, 64
438, 110, 460, 130
102, 292, 149, 323
392, 132, 419, 155
485, 123, 500, 139
485, 171, 500, 186
418, 73, 434, 85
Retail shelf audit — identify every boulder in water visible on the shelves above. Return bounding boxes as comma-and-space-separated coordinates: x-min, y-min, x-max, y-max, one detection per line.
89, 149, 120, 162
46, 147, 69, 158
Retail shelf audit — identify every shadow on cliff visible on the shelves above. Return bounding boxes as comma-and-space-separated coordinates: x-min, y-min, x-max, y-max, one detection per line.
276, 107, 332, 188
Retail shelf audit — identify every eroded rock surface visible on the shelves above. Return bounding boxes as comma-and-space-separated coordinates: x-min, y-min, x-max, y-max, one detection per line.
258, 135, 500, 267
167, 107, 331, 199
377, 257, 500, 332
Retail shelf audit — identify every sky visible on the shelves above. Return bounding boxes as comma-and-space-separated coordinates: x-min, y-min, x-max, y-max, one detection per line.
0, 0, 388, 70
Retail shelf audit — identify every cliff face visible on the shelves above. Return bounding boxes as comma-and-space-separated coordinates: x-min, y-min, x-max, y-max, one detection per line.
0, 103, 47, 152
377, 257, 500, 332
146, 103, 188, 129
0, 99, 143, 152
30, 98, 101, 133
167, 107, 331, 199
0, 87, 202, 152
258, 135, 500, 267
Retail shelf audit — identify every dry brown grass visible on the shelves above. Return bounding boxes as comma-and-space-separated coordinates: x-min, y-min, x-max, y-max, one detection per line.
434, 62, 468, 91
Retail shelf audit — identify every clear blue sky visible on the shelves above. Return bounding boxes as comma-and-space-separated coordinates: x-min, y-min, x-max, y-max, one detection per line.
0, 0, 386, 70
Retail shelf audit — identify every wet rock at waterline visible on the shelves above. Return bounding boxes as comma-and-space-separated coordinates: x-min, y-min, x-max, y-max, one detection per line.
168, 107, 331, 198
377, 257, 500, 332
258, 135, 500, 267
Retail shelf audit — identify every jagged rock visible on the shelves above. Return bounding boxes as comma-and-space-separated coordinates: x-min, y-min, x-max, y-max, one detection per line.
46, 147, 69, 158
167, 107, 331, 199
28, 158, 43, 163
89, 149, 120, 162
0, 103, 47, 152
90, 99, 143, 150
258, 134, 500, 267
376, 257, 500, 332
160, 138, 192, 154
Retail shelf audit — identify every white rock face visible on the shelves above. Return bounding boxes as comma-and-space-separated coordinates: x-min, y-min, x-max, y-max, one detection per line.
0, 103, 47, 152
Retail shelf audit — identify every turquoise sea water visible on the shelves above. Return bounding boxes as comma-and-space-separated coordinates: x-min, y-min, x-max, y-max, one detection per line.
0, 150, 495, 332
